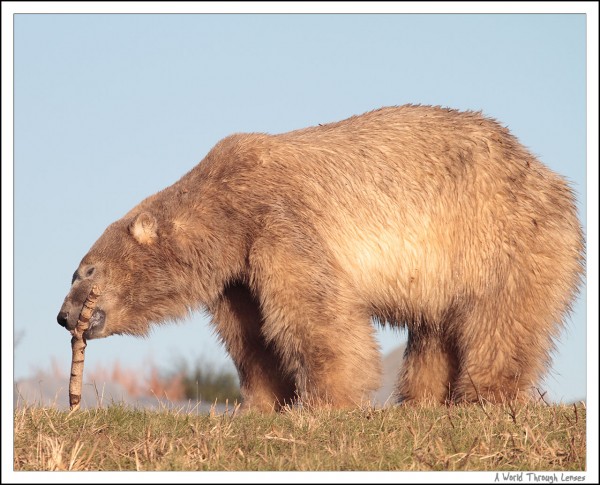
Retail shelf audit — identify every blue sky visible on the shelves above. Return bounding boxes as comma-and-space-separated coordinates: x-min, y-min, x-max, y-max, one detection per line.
6, 11, 595, 405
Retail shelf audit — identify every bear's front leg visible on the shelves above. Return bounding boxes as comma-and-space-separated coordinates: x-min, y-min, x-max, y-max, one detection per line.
250, 235, 382, 409
209, 283, 297, 413
260, 291, 381, 408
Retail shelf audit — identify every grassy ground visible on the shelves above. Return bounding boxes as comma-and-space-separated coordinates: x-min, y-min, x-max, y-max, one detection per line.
13, 401, 586, 471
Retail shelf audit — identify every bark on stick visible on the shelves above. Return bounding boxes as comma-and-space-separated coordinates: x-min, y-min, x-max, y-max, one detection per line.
69, 285, 100, 411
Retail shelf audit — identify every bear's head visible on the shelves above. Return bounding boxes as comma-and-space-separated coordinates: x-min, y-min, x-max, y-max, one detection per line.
56, 211, 194, 339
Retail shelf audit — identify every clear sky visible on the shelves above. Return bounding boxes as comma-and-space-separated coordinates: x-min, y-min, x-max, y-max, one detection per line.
6, 9, 594, 405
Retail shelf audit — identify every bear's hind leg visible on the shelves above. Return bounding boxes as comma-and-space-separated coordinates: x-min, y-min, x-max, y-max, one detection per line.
210, 283, 296, 413
396, 333, 458, 404
450, 302, 550, 403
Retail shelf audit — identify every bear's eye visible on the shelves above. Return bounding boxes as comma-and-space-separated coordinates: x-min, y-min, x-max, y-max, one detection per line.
85, 267, 95, 277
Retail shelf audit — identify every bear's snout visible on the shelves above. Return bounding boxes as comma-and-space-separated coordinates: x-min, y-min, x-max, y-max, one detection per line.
57, 301, 79, 330
57, 311, 69, 328
57, 302, 106, 338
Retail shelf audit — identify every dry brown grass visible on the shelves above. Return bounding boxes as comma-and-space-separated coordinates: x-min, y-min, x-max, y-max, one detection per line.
13, 400, 586, 471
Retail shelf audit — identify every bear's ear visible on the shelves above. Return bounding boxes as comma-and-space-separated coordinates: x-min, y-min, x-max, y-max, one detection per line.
129, 212, 158, 245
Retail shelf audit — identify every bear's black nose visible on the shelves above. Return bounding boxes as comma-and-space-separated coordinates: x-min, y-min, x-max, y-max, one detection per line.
57, 311, 69, 328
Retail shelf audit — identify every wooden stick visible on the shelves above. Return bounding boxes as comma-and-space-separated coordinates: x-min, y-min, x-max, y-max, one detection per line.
69, 285, 100, 411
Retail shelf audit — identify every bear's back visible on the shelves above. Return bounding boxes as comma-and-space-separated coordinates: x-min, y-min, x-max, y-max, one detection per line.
188, 106, 581, 322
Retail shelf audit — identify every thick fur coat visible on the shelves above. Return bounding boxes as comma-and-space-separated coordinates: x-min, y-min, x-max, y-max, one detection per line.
58, 105, 584, 411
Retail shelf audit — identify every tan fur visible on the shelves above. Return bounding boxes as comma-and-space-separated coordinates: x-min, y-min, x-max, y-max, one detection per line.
129, 212, 158, 245
58, 105, 584, 411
